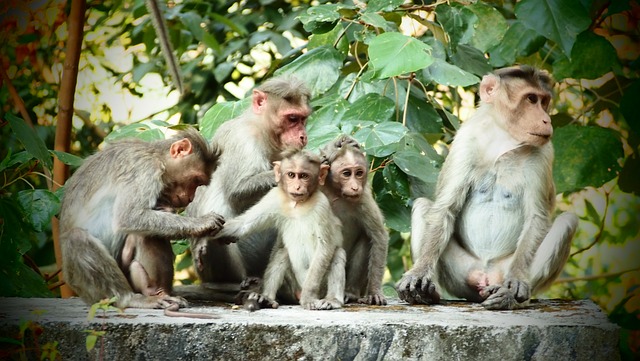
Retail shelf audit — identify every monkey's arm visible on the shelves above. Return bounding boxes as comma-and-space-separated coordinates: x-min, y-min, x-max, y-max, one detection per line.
117, 206, 224, 239
214, 189, 280, 240
361, 193, 389, 302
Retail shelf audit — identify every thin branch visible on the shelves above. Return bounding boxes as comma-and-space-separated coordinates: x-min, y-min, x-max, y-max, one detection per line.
0, 60, 34, 128
554, 266, 640, 283
570, 190, 611, 258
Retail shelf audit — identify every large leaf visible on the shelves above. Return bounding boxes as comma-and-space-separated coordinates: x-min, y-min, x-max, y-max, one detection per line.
451, 44, 492, 77
105, 122, 165, 142
552, 125, 623, 193
404, 96, 443, 134
393, 150, 440, 183
353, 122, 408, 157
620, 80, 640, 136
467, 2, 508, 52
200, 98, 250, 139
435, 3, 477, 50
51, 150, 84, 168
6, 114, 52, 169
306, 123, 342, 152
422, 59, 480, 87
298, 4, 352, 33
342, 93, 396, 123
275, 45, 345, 98
16, 189, 61, 233
488, 21, 546, 67
553, 31, 621, 80
368, 33, 433, 79
377, 193, 411, 232
366, 0, 405, 12
515, 0, 591, 56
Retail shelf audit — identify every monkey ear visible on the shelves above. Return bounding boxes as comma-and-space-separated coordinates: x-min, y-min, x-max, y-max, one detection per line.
170, 139, 193, 159
273, 161, 281, 183
479, 74, 499, 104
252, 90, 268, 114
318, 164, 330, 186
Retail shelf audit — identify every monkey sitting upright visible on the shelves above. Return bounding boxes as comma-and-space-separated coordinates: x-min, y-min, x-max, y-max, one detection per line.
214, 149, 346, 310
60, 128, 225, 310
396, 66, 578, 310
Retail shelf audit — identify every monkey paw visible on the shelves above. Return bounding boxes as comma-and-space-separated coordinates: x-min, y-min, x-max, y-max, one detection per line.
358, 292, 387, 306
395, 273, 440, 305
304, 298, 342, 310
200, 212, 226, 237
480, 279, 530, 310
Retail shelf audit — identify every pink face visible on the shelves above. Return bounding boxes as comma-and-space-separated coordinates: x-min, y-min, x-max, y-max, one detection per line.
278, 109, 309, 148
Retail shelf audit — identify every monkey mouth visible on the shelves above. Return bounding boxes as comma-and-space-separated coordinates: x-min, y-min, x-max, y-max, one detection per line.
342, 193, 361, 201
289, 192, 307, 200
528, 132, 551, 139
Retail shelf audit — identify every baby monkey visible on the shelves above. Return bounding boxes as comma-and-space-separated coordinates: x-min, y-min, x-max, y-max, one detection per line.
216, 149, 346, 310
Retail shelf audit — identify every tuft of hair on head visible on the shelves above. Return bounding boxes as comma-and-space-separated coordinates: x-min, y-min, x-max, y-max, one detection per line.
257, 76, 311, 105
494, 65, 554, 94
321, 135, 365, 165
280, 147, 322, 168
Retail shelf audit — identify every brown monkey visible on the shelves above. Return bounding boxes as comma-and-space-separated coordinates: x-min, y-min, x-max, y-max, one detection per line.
319, 136, 389, 306
60, 128, 225, 310
396, 66, 578, 310
187, 76, 311, 284
214, 149, 346, 310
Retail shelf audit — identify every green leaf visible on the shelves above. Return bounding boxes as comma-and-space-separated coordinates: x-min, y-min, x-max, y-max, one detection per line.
435, 3, 477, 50
452, 44, 492, 77
16, 190, 60, 233
618, 154, 640, 195
105, 123, 165, 142
342, 93, 396, 123
552, 125, 623, 193
308, 23, 350, 54
620, 80, 640, 136
393, 150, 440, 183
51, 150, 84, 168
306, 123, 342, 152
200, 98, 251, 139
404, 97, 443, 134
171, 240, 190, 255
275, 46, 345, 98
354, 122, 408, 157
380, 163, 411, 200
515, 0, 590, 56
368, 33, 433, 79
0, 151, 33, 173
6, 114, 53, 169
553, 32, 620, 80
298, 4, 348, 33
583, 199, 601, 223
309, 98, 349, 127
487, 21, 546, 67
467, 2, 508, 52
86, 334, 97, 352
366, 0, 405, 12
422, 59, 480, 87
360, 12, 392, 31
377, 193, 411, 232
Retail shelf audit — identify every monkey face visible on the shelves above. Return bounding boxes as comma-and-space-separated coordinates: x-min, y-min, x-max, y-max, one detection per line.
329, 151, 367, 202
508, 91, 553, 147
163, 155, 211, 208
276, 109, 309, 149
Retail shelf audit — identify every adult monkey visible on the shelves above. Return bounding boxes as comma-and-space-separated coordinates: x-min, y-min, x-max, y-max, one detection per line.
320, 136, 389, 306
188, 77, 311, 284
396, 66, 578, 310
60, 128, 225, 310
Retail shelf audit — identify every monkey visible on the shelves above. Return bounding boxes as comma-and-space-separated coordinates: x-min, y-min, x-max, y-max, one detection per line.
59, 128, 225, 311
213, 149, 346, 310
396, 66, 578, 310
187, 76, 311, 287
319, 136, 389, 306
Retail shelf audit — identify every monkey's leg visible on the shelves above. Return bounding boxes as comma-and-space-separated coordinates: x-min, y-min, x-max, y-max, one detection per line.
410, 197, 433, 263
192, 237, 246, 283
344, 240, 368, 303
529, 212, 577, 294
316, 248, 346, 310
62, 228, 180, 309
437, 238, 487, 303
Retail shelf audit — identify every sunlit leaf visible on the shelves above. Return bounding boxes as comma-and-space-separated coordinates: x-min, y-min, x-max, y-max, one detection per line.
467, 2, 508, 52
354, 122, 408, 157
275, 46, 345, 98
515, 0, 590, 56
366, 0, 404, 12
422, 59, 480, 87
360, 12, 392, 31
368, 33, 433, 79
342, 93, 395, 123
86, 334, 97, 352
105, 123, 165, 142
6, 114, 52, 169
553, 32, 620, 80
16, 190, 60, 233
552, 125, 623, 193
393, 150, 440, 183
200, 98, 251, 139
51, 150, 84, 168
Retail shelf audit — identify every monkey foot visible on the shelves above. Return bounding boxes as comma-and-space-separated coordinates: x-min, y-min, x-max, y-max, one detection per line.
395, 274, 441, 305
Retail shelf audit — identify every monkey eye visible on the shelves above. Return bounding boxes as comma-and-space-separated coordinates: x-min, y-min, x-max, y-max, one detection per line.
355, 170, 365, 177
342, 170, 352, 177
526, 94, 539, 104
287, 115, 299, 123
299, 173, 309, 180
287, 172, 296, 179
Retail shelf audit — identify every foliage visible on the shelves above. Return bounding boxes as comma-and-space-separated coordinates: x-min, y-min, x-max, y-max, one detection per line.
0, 0, 638, 358
0, 316, 61, 360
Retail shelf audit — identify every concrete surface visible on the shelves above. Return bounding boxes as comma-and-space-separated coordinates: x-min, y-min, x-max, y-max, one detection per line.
0, 297, 619, 360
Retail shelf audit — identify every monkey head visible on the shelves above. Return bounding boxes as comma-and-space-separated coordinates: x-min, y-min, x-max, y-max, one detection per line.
273, 149, 328, 203
480, 66, 554, 147
251, 77, 311, 149
162, 137, 213, 208
327, 147, 368, 202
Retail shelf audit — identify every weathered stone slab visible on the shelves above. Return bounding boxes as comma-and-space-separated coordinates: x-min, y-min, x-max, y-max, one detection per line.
0, 297, 619, 360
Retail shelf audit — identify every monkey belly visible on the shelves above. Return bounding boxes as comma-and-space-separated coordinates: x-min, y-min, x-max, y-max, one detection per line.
457, 185, 524, 261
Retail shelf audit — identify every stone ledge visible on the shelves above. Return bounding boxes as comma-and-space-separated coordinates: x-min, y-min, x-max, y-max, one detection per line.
0, 297, 619, 360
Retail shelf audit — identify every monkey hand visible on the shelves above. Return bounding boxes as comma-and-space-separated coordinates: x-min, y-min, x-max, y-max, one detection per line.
357, 291, 387, 306
395, 272, 441, 305
480, 279, 530, 310
197, 212, 226, 237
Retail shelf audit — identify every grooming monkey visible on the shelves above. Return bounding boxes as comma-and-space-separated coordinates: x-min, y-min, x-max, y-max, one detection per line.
60, 128, 225, 312
319, 136, 389, 306
187, 77, 311, 285
397, 66, 578, 310
214, 149, 346, 310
